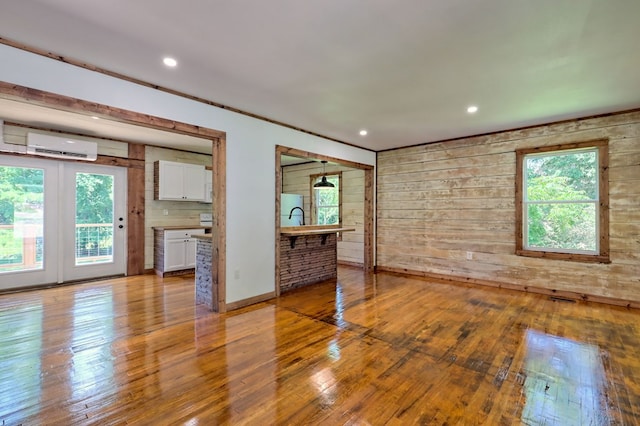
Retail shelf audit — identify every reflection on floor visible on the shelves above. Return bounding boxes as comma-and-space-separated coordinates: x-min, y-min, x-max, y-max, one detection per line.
520, 330, 608, 426
0, 302, 43, 420
0, 268, 638, 424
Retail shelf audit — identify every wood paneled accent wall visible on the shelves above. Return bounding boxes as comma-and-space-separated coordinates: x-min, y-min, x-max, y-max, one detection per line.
282, 162, 365, 266
377, 110, 640, 305
144, 145, 212, 270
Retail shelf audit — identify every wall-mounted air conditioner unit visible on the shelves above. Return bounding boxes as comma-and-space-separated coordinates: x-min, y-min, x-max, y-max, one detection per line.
27, 132, 98, 161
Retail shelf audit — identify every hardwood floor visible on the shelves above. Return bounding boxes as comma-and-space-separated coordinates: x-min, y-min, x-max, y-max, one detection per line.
1, 268, 639, 425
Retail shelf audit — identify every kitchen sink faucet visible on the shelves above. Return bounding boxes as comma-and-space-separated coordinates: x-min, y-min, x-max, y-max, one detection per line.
288, 207, 305, 226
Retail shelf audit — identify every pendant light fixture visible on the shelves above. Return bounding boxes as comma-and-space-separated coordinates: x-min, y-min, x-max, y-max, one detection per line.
314, 160, 335, 189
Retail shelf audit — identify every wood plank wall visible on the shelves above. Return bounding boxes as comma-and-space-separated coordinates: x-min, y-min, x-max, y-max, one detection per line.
144, 145, 212, 270
282, 162, 365, 266
376, 110, 640, 304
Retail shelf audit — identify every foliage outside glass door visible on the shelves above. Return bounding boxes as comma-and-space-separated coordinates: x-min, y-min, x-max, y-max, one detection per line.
0, 166, 44, 272
74, 172, 115, 265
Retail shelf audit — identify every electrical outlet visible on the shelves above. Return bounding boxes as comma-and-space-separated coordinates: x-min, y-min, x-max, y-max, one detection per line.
466, 251, 473, 260
163, 209, 169, 216
234, 269, 240, 279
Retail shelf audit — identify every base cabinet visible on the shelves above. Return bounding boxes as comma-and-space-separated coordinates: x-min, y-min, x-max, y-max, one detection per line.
154, 228, 205, 276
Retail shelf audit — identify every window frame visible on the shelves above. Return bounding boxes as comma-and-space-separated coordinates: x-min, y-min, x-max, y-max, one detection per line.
310, 172, 342, 226
515, 139, 610, 263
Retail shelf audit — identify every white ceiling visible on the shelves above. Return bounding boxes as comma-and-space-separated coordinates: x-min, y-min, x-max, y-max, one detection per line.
1, 0, 639, 152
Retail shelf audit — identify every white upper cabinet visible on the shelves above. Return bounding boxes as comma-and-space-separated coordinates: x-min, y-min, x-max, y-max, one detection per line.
181, 163, 206, 201
155, 160, 205, 201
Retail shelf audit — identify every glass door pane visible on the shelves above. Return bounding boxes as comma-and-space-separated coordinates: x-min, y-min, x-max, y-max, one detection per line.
74, 172, 114, 266
63, 163, 126, 282
0, 166, 44, 273
0, 157, 125, 289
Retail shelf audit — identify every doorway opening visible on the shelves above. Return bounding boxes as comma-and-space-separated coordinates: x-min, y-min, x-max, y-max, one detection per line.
0, 82, 227, 312
274, 145, 374, 296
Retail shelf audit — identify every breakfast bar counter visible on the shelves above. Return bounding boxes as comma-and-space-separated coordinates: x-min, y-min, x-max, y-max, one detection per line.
279, 225, 355, 293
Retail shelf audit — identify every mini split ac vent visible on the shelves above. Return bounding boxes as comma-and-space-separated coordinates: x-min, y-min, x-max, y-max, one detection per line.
27, 132, 98, 161
30, 147, 90, 159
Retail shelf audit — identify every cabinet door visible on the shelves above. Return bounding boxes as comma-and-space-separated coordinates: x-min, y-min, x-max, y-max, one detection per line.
164, 239, 187, 271
158, 161, 185, 200
182, 164, 205, 201
185, 238, 198, 268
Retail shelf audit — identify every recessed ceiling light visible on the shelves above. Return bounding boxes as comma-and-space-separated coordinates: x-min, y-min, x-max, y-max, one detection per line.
359, 129, 368, 136
467, 105, 478, 114
163, 57, 178, 67
91, 116, 99, 120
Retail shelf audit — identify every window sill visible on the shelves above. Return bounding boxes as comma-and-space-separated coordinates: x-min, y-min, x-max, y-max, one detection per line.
516, 249, 611, 264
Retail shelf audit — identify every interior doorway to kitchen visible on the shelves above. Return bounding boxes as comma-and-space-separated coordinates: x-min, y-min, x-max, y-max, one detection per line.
274, 145, 374, 296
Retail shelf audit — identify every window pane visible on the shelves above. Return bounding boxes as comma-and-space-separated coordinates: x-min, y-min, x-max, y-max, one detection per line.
0, 166, 44, 273
75, 173, 114, 265
315, 175, 339, 225
527, 203, 596, 251
526, 150, 597, 201
318, 207, 339, 225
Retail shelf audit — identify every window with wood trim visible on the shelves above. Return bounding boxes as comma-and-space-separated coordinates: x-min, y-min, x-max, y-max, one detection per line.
310, 172, 342, 226
515, 140, 610, 263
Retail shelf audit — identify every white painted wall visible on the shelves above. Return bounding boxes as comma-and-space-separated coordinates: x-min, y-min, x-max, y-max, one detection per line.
0, 44, 376, 303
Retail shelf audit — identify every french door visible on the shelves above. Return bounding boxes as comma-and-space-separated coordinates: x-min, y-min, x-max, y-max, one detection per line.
62, 162, 127, 282
0, 156, 126, 290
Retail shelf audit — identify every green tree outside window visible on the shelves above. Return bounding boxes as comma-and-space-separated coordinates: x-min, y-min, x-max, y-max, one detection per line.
524, 149, 598, 253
